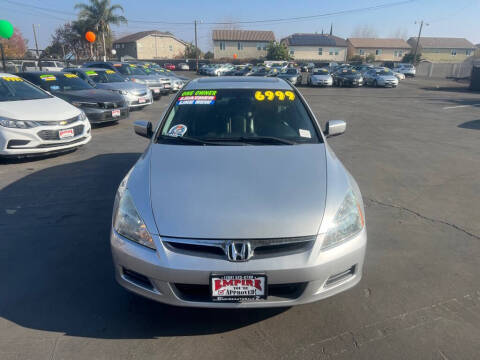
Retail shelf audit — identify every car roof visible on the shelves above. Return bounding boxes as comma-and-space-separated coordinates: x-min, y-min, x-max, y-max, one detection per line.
69, 67, 109, 72
18, 71, 65, 75
184, 77, 293, 90
0, 73, 17, 77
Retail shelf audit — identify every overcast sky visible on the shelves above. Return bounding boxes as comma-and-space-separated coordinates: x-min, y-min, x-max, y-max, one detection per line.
3, 0, 479, 52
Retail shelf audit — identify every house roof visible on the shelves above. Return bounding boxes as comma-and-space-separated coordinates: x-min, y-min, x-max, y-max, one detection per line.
114, 31, 186, 45
408, 37, 475, 49
347, 38, 410, 49
281, 33, 348, 47
212, 30, 275, 42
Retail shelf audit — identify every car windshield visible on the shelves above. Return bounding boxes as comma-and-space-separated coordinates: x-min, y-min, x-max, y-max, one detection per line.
33, 73, 92, 91
313, 69, 329, 74
0, 76, 51, 101
158, 88, 320, 145
115, 64, 147, 76
378, 70, 393, 75
87, 70, 125, 83
282, 69, 297, 75
342, 70, 357, 75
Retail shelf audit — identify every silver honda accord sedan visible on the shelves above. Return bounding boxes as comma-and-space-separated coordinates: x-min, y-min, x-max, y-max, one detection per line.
111, 76, 367, 308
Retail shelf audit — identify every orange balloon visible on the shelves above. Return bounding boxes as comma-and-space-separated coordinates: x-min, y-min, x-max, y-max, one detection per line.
233, 53, 238, 59
85, 31, 96, 43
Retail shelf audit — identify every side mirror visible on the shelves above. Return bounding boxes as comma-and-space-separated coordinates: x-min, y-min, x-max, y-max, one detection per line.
134, 120, 153, 138
324, 120, 346, 137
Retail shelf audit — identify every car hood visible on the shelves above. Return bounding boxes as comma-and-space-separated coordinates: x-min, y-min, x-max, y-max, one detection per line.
54, 89, 124, 103
278, 74, 298, 78
149, 144, 327, 239
379, 75, 398, 80
341, 74, 362, 79
95, 81, 146, 92
0, 96, 80, 120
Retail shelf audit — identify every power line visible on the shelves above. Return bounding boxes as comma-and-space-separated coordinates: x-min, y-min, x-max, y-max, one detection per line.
4, 0, 417, 26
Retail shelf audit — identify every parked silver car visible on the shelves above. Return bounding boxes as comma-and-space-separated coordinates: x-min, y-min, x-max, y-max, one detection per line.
63, 68, 153, 108
363, 68, 399, 87
308, 68, 333, 87
111, 77, 367, 308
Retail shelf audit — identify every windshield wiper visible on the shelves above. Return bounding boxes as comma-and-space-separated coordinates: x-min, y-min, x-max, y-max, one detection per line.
206, 136, 297, 145
157, 135, 224, 146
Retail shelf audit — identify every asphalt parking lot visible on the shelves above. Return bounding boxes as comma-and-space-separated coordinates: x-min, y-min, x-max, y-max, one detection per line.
1, 73, 479, 360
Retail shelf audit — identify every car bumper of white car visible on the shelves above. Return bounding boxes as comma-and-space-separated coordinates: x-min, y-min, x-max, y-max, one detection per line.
0, 120, 91, 157
111, 228, 367, 308
311, 79, 333, 86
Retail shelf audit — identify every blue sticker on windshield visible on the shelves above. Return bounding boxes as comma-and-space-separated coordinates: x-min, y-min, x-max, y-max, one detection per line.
167, 124, 187, 137
50, 85, 60, 91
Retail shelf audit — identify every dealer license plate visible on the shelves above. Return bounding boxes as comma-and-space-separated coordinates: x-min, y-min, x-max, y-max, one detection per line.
210, 274, 267, 301
59, 129, 74, 139
112, 109, 121, 117
164, 84, 170, 88
153, 88, 160, 93
138, 97, 146, 103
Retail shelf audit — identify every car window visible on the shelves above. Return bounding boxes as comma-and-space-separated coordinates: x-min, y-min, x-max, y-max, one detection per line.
29, 73, 93, 92
40, 61, 56, 67
87, 70, 125, 83
158, 88, 320, 144
0, 76, 51, 101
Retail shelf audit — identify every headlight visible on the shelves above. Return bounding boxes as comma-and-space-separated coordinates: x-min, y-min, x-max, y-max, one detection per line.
0, 117, 39, 128
113, 185, 156, 250
78, 111, 87, 122
131, 78, 146, 84
322, 190, 364, 250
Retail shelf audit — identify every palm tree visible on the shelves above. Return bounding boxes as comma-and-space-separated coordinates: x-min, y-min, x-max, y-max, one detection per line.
75, 0, 127, 61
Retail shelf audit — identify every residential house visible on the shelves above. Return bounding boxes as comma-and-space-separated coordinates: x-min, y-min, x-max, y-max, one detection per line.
113, 31, 188, 60
347, 38, 410, 61
280, 33, 348, 62
212, 30, 275, 59
407, 37, 475, 62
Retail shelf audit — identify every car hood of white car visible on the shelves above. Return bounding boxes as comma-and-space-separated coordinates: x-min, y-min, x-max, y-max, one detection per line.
149, 143, 328, 239
311, 74, 332, 80
0, 96, 80, 121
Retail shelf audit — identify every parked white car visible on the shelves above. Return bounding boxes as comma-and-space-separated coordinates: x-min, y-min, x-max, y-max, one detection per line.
0, 73, 91, 158
39, 60, 66, 72
177, 63, 190, 71
393, 63, 416, 77
308, 68, 333, 87
208, 64, 234, 76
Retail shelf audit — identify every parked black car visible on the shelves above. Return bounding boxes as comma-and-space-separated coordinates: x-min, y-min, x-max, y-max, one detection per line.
332, 69, 364, 87
19, 72, 129, 124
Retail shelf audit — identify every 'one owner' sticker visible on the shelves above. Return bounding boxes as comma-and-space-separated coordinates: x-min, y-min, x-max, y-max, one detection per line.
177, 90, 217, 105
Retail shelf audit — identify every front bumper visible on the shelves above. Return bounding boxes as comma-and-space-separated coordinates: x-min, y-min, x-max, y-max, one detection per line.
111, 228, 367, 308
311, 79, 333, 86
125, 92, 153, 108
0, 120, 91, 156
82, 106, 130, 123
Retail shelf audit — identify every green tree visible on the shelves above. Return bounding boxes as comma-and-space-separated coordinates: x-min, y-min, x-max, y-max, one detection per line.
365, 54, 375, 63
266, 42, 290, 60
184, 43, 202, 59
402, 53, 421, 64
204, 51, 214, 59
75, 0, 127, 61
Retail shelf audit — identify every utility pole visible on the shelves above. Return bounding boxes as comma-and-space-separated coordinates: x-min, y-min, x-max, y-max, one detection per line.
32, 24, 40, 58
194, 20, 198, 71
102, 31, 107, 62
412, 20, 428, 65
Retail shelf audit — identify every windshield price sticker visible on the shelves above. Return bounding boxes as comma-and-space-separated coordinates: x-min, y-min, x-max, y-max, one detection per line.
85, 71, 98, 76
40, 75, 56, 81
299, 129, 312, 138
178, 90, 217, 105
64, 73, 78, 78
255, 90, 295, 101
1, 76, 23, 82
106, 70, 115, 74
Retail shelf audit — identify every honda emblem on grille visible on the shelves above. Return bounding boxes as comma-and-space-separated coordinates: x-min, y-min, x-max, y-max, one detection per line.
226, 241, 252, 262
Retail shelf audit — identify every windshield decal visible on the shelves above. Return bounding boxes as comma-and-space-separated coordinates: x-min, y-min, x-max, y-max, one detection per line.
85, 70, 98, 76
167, 124, 187, 137
64, 73, 78, 78
255, 90, 295, 101
299, 129, 312, 138
177, 90, 217, 105
106, 70, 115, 74
50, 85, 60, 91
40, 74, 56, 81
113, 64, 122, 67
1, 76, 23, 82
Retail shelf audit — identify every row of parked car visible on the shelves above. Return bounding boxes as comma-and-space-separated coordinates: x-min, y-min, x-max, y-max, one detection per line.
198, 62, 416, 88
0, 61, 189, 158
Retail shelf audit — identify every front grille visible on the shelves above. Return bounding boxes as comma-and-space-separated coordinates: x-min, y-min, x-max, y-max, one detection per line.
36, 137, 86, 148
98, 101, 123, 109
131, 89, 148, 96
36, 115, 79, 126
163, 236, 316, 260
173, 282, 308, 302
37, 125, 84, 140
